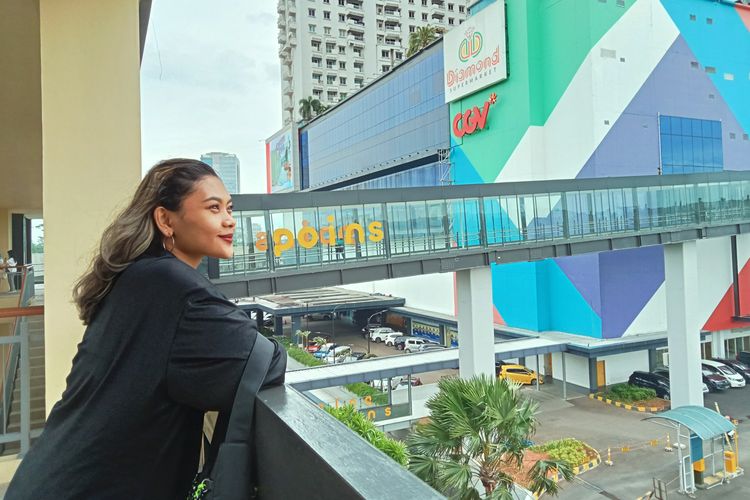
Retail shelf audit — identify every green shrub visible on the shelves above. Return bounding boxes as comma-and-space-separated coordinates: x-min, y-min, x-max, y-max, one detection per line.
602, 383, 657, 403
530, 438, 587, 468
344, 382, 389, 406
325, 405, 408, 466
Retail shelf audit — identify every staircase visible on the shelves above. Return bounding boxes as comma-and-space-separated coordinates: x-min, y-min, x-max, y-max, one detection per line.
1, 314, 46, 456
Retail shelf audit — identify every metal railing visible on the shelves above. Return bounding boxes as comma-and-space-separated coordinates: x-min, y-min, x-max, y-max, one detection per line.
0, 266, 36, 456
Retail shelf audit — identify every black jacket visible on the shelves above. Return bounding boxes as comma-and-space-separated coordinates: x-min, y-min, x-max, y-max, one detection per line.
6, 253, 286, 499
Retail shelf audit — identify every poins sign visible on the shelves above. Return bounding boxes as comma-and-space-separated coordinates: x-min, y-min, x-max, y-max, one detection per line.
443, 0, 507, 103
453, 92, 497, 138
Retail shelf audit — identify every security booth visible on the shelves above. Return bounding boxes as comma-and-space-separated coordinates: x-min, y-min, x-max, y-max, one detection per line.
645, 406, 742, 495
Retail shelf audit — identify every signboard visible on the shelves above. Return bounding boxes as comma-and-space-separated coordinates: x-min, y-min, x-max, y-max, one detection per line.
265, 126, 295, 193
452, 92, 497, 138
443, 0, 507, 103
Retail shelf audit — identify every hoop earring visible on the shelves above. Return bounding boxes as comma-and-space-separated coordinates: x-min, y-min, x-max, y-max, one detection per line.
163, 235, 175, 253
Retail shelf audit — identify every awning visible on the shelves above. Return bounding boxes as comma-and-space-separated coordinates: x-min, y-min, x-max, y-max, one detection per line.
644, 406, 735, 440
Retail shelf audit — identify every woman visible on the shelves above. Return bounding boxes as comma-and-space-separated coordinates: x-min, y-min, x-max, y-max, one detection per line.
6, 159, 286, 499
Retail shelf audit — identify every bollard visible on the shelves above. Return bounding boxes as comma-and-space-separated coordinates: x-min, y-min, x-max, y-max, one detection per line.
605, 447, 613, 466
665, 434, 673, 452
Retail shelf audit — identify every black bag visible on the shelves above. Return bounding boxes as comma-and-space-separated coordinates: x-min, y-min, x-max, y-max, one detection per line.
188, 335, 275, 500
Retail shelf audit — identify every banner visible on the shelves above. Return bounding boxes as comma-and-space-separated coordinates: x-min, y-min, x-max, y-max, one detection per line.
266, 126, 294, 193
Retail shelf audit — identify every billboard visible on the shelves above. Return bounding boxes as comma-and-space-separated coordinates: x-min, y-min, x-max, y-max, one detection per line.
265, 126, 295, 193
443, 0, 507, 103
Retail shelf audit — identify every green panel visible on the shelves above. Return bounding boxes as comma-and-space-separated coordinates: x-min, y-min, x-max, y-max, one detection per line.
451, 0, 636, 183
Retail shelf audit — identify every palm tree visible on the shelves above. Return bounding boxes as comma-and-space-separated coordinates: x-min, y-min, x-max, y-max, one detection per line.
407, 25, 438, 57
407, 375, 573, 498
298, 96, 322, 121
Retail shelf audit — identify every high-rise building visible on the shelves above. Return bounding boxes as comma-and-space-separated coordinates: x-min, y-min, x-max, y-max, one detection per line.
201, 152, 240, 193
277, 0, 469, 124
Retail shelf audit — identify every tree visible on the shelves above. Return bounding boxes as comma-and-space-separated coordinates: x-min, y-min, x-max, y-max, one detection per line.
407, 375, 573, 499
407, 25, 438, 57
298, 96, 323, 121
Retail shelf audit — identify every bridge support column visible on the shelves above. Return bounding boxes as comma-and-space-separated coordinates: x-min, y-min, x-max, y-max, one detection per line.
456, 267, 495, 379
274, 316, 284, 337
710, 330, 726, 359
664, 242, 704, 408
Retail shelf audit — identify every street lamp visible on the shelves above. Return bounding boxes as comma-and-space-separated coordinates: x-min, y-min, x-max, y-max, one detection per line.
331, 303, 342, 363
366, 309, 388, 355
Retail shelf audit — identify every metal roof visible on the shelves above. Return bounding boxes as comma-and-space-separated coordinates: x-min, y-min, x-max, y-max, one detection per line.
644, 406, 735, 440
235, 287, 404, 315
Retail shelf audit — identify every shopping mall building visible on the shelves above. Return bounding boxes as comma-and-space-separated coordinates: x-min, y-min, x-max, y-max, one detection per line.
263, 0, 750, 391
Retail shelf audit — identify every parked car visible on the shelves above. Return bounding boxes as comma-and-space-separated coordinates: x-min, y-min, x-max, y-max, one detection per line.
498, 364, 543, 385
397, 376, 423, 387
370, 376, 404, 391
304, 333, 332, 353
361, 322, 382, 336
324, 345, 352, 364
403, 338, 437, 353
414, 343, 447, 353
701, 367, 731, 392
370, 327, 400, 343
702, 360, 746, 388
313, 343, 337, 359
713, 358, 750, 383
628, 371, 670, 400
392, 335, 412, 350
738, 351, 750, 365
653, 368, 709, 393
305, 312, 333, 321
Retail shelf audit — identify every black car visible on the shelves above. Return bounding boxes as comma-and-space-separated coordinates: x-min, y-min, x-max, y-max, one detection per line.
628, 371, 670, 400
713, 358, 750, 383
739, 351, 750, 365
701, 367, 731, 392
392, 335, 412, 350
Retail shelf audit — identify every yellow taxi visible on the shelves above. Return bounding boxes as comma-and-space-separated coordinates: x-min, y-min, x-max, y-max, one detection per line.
497, 364, 543, 385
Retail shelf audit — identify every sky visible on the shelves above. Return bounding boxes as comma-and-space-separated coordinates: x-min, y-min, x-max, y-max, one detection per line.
140, 0, 281, 194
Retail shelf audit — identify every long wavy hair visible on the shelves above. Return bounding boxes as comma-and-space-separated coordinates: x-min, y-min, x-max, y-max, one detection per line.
73, 159, 218, 325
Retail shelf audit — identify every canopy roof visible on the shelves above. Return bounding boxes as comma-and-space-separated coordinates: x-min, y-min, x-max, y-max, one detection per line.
644, 406, 735, 440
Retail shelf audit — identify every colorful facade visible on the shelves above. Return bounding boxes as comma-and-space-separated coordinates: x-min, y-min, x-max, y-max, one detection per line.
451, 0, 750, 340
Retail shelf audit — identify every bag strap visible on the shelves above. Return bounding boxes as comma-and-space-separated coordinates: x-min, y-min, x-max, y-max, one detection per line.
202, 334, 275, 476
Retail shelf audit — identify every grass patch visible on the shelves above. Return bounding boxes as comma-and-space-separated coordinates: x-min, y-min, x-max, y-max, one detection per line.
530, 438, 587, 468
600, 383, 657, 403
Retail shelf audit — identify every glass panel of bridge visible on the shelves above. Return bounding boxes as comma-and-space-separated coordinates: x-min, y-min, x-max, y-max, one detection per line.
406, 201, 430, 253
228, 210, 269, 275
362, 203, 387, 260
635, 187, 652, 230
608, 188, 628, 232
695, 183, 710, 223
518, 195, 535, 241
426, 200, 451, 250
592, 190, 612, 233
317, 206, 342, 264
548, 194, 564, 238
462, 198, 482, 247
741, 181, 750, 217
292, 207, 324, 267
340, 204, 369, 261
269, 209, 301, 269
714, 182, 732, 221
483, 196, 503, 245
563, 191, 582, 238
532, 193, 552, 241
499, 196, 522, 243
388, 202, 410, 255
577, 191, 596, 236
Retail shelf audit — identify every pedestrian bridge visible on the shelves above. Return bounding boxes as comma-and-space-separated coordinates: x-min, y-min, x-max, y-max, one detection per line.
211, 171, 750, 296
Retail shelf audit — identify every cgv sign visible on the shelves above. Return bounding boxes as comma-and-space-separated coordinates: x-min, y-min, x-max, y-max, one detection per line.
452, 92, 497, 138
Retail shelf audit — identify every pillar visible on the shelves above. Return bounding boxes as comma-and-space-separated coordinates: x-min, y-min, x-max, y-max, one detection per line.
456, 267, 495, 379
664, 242, 704, 408
274, 316, 284, 337
710, 331, 726, 359
40, 0, 142, 411
648, 349, 659, 372
588, 357, 598, 392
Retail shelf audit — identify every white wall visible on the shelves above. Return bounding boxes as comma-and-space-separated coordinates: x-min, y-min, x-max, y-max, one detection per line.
551, 352, 589, 388
600, 350, 649, 386
342, 272, 456, 315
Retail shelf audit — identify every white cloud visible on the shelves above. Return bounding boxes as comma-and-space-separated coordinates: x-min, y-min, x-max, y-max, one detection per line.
140, 0, 282, 194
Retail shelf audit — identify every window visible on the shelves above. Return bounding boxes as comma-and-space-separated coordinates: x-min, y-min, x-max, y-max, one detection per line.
409, 25, 415, 33
313, 89, 322, 98
422, 13, 428, 21
338, 0, 344, 4
326, 42, 335, 53
459, 5, 465, 13
339, 61, 346, 69
308, 8, 315, 17
327, 90, 337, 100
326, 59, 335, 68
338, 45, 346, 54
340, 92, 347, 99
323, 0, 330, 3
324, 26, 331, 35
338, 13, 345, 21
659, 115, 723, 174
381, 49, 390, 58
308, 24, 316, 32
409, 10, 415, 18
312, 72, 322, 83
311, 56, 322, 66
422, 0, 427, 5
395, 52, 402, 60
339, 29, 346, 37
382, 64, 390, 72
326, 75, 336, 84
353, 48, 362, 57
354, 62, 363, 72
448, 3, 454, 10
339, 76, 347, 85
323, 10, 330, 20
354, 77, 363, 87
448, 17, 454, 25
311, 40, 321, 50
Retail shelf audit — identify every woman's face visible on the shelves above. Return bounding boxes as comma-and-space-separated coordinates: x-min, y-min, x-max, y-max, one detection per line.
166, 176, 235, 268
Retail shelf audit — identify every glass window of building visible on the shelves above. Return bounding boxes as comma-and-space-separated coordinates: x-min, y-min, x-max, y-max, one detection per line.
326, 75, 336, 84
659, 115, 723, 174
326, 42, 335, 53
338, 45, 346, 54
323, 10, 330, 20
311, 40, 321, 50
324, 26, 331, 35
326, 59, 335, 68
339, 29, 346, 37
338, 14, 345, 22
382, 64, 390, 72
459, 5, 465, 13
339, 61, 346, 69
308, 8, 315, 17
422, 0, 427, 5
448, 3, 454, 10
422, 13, 428, 21
311, 56, 322, 66
309, 24, 316, 32
409, 10, 415, 18
448, 18, 454, 25
339, 76, 347, 85
313, 89, 322, 98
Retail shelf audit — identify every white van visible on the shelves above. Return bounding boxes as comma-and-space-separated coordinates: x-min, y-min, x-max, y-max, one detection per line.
702, 359, 746, 388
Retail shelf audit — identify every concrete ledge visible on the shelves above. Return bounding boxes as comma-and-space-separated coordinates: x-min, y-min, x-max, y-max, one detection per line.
588, 393, 665, 413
